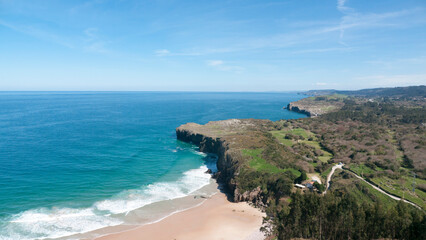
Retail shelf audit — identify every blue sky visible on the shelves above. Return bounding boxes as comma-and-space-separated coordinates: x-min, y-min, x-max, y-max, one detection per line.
1, 0, 426, 91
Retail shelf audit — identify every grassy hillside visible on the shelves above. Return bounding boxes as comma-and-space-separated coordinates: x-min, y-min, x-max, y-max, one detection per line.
178, 86, 426, 239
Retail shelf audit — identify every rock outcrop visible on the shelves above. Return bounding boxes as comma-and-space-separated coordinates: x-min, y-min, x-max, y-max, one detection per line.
286, 96, 345, 117
287, 102, 315, 117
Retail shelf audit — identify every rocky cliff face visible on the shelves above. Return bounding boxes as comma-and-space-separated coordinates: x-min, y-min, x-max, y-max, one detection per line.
176, 120, 270, 206
286, 96, 345, 117
287, 103, 314, 117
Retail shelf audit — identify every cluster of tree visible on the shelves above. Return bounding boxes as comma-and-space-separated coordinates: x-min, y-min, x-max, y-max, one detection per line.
236, 169, 294, 202
273, 191, 425, 240
306, 85, 426, 99
231, 92, 425, 240
291, 118, 400, 172
284, 133, 305, 140
322, 100, 425, 124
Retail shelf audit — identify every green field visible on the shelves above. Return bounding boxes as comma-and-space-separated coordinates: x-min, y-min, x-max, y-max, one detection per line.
350, 179, 397, 206
242, 148, 301, 177
320, 165, 333, 179
370, 175, 426, 209
270, 128, 333, 162
349, 163, 425, 209
307, 94, 347, 101
349, 163, 376, 176
270, 130, 294, 146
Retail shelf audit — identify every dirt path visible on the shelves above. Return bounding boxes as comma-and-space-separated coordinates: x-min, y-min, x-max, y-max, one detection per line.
324, 164, 343, 194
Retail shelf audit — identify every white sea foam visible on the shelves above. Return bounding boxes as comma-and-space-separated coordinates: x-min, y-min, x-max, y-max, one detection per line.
0, 166, 212, 240
2, 208, 122, 240
191, 149, 208, 157
95, 165, 211, 214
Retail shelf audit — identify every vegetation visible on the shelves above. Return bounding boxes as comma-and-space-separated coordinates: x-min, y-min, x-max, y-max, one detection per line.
274, 191, 425, 240
241, 93, 425, 236
179, 86, 426, 239
266, 87, 426, 239
304, 85, 426, 99
244, 149, 285, 174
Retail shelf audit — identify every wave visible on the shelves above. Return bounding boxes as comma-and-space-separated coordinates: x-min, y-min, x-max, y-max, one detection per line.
95, 166, 212, 214
0, 166, 212, 240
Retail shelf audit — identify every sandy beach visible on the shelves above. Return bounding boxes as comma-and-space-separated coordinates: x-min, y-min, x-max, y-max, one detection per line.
95, 192, 265, 240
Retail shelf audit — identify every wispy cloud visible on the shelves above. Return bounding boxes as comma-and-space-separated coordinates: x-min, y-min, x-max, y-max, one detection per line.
0, 19, 110, 54
83, 28, 109, 53
155, 49, 171, 57
365, 56, 426, 67
207, 60, 224, 66
334, 0, 418, 45
69, 0, 106, 14
0, 19, 75, 48
206, 60, 244, 73
292, 47, 354, 54
154, 48, 228, 57
154, 49, 202, 57
337, 0, 352, 13
165, 8, 419, 57
355, 74, 426, 87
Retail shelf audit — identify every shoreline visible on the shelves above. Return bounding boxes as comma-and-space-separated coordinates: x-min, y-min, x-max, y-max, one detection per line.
93, 190, 265, 240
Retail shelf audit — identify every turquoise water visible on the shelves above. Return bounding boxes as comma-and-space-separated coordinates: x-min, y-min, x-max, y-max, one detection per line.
0, 92, 305, 239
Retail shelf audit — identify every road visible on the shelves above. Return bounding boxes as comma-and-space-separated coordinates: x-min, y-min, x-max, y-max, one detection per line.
349, 171, 421, 209
323, 163, 343, 194
323, 163, 421, 209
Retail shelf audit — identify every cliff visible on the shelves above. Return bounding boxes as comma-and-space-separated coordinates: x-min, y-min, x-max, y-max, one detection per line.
176, 119, 274, 205
286, 95, 346, 117
286, 102, 314, 117
176, 99, 426, 210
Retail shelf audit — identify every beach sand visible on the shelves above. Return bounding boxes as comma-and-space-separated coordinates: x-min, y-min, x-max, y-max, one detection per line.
95, 192, 265, 240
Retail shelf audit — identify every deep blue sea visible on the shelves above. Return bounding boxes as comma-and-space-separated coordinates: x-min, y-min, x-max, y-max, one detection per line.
0, 92, 305, 239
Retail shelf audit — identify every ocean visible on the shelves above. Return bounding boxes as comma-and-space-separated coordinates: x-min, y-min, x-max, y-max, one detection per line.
0, 92, 305, 239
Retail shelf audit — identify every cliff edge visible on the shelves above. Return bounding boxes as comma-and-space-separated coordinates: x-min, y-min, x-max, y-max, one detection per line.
176, 119, 275, 205
286, 95, 346, 117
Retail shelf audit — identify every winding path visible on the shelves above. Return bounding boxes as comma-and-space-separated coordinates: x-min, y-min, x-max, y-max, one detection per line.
323, 163, 421, 209
348, 170, 421, 209
323, 163, 343, 194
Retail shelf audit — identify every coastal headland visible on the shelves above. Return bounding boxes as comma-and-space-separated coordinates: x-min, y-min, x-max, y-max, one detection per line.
174, 86, 425, 239
100, 86, 425, 239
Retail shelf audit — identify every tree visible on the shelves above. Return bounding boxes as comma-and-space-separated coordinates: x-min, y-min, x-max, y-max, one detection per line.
314, 181, 325, 193
295, 171, 307, 183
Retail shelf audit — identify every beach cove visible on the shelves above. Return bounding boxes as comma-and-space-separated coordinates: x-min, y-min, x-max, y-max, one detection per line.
0, 92, 305, 239
95, 185, 266, 240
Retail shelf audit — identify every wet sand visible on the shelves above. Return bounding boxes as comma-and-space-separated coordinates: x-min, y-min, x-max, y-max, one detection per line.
96, 192, 265, 240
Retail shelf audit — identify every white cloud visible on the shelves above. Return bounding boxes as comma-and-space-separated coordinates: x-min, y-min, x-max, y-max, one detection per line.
207, 60, 224, 66
177, 7, 418, 57
355, 74, 426, 87
292, 47, 353, 54
155, 49, 171, 57
337, 0, 349, 12
316, 82, 328, 86
70, 0, 106, 14
0, 19, 75, 48
0, 20, 111, 54
365, 56, 426, 68
334, 0, 416, 45
83, 27, 108, 53
206, 60, 243, 73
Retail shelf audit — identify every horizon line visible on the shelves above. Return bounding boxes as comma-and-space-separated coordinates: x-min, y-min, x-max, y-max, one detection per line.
0, 85, 424, 93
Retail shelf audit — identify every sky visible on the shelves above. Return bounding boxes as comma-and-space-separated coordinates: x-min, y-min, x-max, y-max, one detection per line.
1, 0, 426, 91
